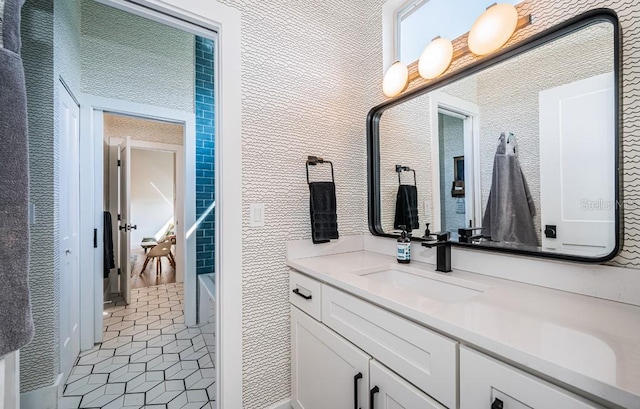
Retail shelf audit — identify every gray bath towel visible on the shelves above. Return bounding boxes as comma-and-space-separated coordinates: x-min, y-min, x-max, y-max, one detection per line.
0, 0, 34, 357
482, 133, 538, 247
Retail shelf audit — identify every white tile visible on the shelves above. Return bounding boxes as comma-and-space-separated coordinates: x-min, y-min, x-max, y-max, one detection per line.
66, 365, 93, 384
107, 320, 136, 332
102, 331, 120, 342
132, 329, 162, 341
163, 340, 193, 354
78, 344, 101, 358
107, 363, 147, 383
198, 354, 214, 369
130, 347, 163, 363
206, 382, 216, 401
103, 316, 124, 327
180, 346, 209, 361
185, 369, 215, 390
147, 319, 175, 330
115, 341, 147, 356
165, 360, 199, 380
126, 371, 164, 393
161, 310, 183, 320
119, 325, 149, 336
57, 396, 81, 409
176, 328, 201, 340
146, 353, 181, 371
64, 373, 109, 396
134, 315, 161, 325
77, 349, 114, 365
92, 355, 130, 374
147, 334, 177, 348
145, 307, 172, 317
146, 380, 185, 404
161, 324, 188, 335
100, 335, 134, 349
79, 383, 125, 408
121, 311, 151, 321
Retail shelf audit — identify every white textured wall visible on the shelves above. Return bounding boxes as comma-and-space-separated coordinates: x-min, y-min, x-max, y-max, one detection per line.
103, 113, 184, 146
79, 0, 194, 112
130, 149, 175, 245
212, 0, 384, 406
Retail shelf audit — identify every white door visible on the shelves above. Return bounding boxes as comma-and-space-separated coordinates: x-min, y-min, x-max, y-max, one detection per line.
539, 72, 615, 256
59, 83, 81, 379
119, 136, 132, 304
369, 360, 446, 409
291, 306, 370, 409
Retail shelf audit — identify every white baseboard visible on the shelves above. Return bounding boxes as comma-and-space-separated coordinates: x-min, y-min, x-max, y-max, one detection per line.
20, 373, 62, 409
265, 398, 292, 409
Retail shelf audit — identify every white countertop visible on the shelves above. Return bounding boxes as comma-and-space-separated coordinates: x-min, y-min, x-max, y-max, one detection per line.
287, 250, 640, 409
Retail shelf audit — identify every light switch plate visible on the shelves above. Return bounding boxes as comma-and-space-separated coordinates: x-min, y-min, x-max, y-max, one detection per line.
250, 203, 265, 227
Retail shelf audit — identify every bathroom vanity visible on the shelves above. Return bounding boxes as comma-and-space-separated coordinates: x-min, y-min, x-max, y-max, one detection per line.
287, 237, 640, 409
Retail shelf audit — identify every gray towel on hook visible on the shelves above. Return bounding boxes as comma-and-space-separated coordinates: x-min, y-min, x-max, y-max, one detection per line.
0, 0, 35, 356
482, 133, 538, 247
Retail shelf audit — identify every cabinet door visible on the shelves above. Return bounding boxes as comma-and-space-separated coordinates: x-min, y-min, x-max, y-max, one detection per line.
460, 347, 603, 409
292, 306, 371, 409
369, 360, 446, 409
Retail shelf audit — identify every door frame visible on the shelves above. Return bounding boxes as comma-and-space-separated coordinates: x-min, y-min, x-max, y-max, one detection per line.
80, 1, 242, 408
107, 138, 185, 290
429, 91, 482, 231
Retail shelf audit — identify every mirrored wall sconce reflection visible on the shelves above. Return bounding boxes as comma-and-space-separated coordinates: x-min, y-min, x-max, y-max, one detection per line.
383, 3, 532, 98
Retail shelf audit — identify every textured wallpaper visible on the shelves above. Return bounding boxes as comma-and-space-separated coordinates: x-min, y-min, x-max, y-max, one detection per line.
79, 0, 194, 113
213, 1, 384, 406
103, 113, 184, 146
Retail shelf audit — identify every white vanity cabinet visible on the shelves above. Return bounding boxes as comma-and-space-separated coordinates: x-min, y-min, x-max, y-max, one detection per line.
370, 360, 446, 409
460, 347, 603, 409
291, 306, 370, 409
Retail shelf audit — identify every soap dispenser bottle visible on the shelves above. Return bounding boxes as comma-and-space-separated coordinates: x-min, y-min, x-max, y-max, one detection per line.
397, 225, 411, 264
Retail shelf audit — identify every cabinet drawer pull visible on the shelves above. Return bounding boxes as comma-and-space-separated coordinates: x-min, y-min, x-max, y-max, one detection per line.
369, 386, 379, 409
354, 372, 363, 409
491, 398, 504, 409
292, 288, 312, 300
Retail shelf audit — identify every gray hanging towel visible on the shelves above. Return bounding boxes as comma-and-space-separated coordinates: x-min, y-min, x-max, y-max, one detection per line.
482, 133, 538, 247
0, 0, 35, 356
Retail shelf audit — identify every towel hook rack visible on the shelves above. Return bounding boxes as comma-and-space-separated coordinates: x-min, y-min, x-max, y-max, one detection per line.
306, 155, 334, 184
396, 165, 416, 186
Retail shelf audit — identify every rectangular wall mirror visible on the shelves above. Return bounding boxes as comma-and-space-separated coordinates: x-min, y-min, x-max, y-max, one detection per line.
367, 11, 621, 262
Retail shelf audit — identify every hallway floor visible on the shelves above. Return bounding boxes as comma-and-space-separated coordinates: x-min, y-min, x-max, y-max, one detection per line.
59, 283, 216, 409
130, 248, 177, 289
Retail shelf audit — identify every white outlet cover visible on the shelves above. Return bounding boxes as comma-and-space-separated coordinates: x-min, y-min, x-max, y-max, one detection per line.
250, 203, 265, 227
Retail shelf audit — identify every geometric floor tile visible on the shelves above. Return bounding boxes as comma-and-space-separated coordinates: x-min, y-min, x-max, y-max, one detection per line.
146, 380, 185, 404
58, 282, 217, 408
107, 363, 147, 383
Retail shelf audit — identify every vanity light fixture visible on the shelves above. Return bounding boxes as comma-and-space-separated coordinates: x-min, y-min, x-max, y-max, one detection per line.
418, 37, 454, 80
382, 61, 409, 97
468, 3, 519, 56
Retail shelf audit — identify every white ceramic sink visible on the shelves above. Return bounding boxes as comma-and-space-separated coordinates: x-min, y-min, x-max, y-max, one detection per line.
357, 266, 487, 303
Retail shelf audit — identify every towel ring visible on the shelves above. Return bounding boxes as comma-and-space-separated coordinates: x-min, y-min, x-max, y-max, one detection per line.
396, 165, 416, 186
306, 155, 335, 184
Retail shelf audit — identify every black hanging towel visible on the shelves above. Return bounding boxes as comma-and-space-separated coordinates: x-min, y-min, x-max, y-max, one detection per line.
307, 156, 339, 244
393, 165, 419, 231
103, 211, 116, 278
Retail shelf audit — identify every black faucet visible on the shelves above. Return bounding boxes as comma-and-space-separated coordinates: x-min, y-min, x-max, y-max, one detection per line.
421, 231, 452, 273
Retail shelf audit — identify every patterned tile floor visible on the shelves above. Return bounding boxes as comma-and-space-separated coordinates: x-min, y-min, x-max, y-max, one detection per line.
59, 283, 216, 409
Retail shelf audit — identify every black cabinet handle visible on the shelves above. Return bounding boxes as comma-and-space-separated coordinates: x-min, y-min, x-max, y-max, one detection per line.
369, 386, 379, 409
292, 288, 312, 300
492, 398, 504, 409
353, 372, 363, 409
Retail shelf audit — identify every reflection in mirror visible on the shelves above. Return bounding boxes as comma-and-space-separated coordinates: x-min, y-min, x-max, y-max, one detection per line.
375, 19, 617, 259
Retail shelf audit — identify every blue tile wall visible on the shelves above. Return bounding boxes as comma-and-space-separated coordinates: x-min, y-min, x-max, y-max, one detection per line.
195, 36, 215, 275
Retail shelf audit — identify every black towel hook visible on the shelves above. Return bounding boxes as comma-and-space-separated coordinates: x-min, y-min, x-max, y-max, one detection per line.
396, 165, 416, 186
306, 156, 334, 184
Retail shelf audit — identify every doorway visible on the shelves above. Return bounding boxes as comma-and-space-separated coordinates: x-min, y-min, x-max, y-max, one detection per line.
103, 113, 184, 305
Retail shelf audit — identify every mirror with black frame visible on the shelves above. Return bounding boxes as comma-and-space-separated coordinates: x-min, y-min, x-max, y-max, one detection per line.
368, 13, 620, 262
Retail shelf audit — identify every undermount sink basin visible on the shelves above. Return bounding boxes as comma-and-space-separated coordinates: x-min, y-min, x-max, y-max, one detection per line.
357, 267, 487, 303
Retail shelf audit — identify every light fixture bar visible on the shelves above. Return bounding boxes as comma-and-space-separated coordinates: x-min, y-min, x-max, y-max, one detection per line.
406, 13, 532, 83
